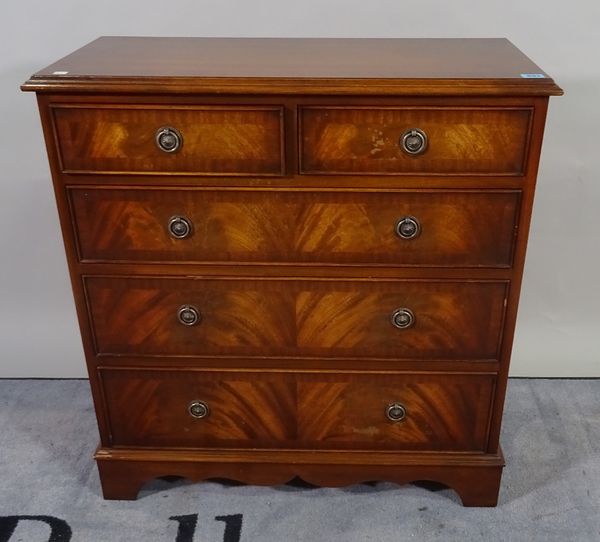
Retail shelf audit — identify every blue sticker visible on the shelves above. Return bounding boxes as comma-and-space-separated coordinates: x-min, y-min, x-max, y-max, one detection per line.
520, 73, 546, 78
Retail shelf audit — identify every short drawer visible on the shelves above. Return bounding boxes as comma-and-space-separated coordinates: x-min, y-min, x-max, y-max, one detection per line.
99, 368, 495, 451
85, 276, 508, 360
51, 105, 284, 175
300, 106, 532, 175
70, 187, 520, 267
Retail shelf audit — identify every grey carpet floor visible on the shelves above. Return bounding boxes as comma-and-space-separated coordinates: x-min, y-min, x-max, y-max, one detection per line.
0, 378, 599, 542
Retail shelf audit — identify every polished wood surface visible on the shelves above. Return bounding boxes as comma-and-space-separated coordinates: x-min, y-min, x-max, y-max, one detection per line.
95, 448, 504, 506
41, 94, 550, 191
21, 37, 562, 96
69, 187, 520, 267
301, 107, 531, 175
85, 276, 507, 360
298, 373, 493, 450
99, 368, 494, 451
52, 105, 284, 175
24, 37, 561, 505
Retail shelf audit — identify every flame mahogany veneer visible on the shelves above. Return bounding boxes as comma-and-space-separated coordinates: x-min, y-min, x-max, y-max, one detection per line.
22, 37, 562, 506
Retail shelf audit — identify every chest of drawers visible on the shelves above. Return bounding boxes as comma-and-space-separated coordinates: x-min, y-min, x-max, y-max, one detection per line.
22, 37, 561, 506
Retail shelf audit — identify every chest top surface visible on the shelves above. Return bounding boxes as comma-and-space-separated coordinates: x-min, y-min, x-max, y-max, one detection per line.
21, 37, 562, 96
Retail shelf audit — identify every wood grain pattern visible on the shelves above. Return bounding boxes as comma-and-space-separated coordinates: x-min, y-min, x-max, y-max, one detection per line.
101, 369, 295, 448
95, 448, 504, 505
300, 107, 531, 175
69, 187, 520, 267
99, 368, 495, 451
296, 373, 494, 450
23, 37, 562, 505
21, 37, 562, 97
52, 105, 284, 175
85, 276, 508, 360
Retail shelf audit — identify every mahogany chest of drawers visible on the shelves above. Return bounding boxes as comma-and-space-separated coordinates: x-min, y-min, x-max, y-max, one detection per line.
22, 37, 562, 506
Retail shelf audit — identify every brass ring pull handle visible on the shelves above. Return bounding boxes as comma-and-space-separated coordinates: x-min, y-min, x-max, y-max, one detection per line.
156, 126, 182, 153
386, 402, 407, 422
188, 400, 210, 419
395, 216, 421, 239
168, 215, 193, 239
391, 308, 415, 329
177, 305, 201, 326
400, 128, 428, 155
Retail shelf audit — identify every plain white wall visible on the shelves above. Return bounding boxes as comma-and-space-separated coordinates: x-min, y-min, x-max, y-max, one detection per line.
1, 0, 598, 377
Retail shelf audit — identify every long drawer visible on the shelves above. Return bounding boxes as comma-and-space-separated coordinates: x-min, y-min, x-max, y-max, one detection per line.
300, 106, 532, 175
98, 368, 496, 451
51, 104, 285, 175
70, 187, 520, 267
85, 276, 508, 360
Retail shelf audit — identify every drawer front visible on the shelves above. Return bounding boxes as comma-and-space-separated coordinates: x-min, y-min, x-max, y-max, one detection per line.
300, 107, 531, 175
51, 105, 284, 175
86, 277, 507, 360
99, 368, 495, 451
70, 188, 520, 267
